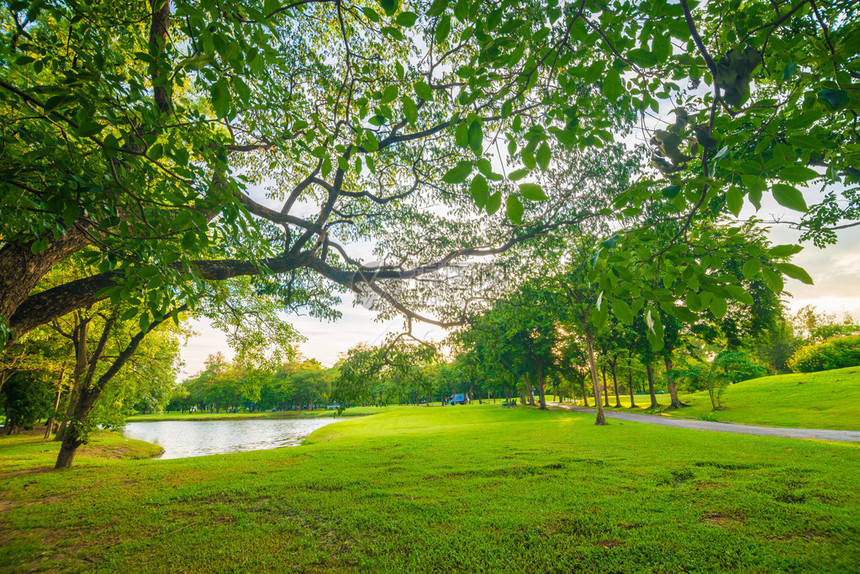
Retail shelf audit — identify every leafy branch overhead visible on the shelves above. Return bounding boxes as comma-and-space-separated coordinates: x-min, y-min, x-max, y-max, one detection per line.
0, 0, 856, 347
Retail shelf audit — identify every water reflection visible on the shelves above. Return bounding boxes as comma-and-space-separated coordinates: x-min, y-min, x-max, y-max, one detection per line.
122, 418, 345, 459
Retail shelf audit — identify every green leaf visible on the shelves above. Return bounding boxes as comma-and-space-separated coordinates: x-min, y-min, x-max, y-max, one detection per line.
519, 183, 547, 201
710, 296, 728, 319
414, 81, 433, 101
378, 0, 399, 17
455, 122, 469, 148
779, 165, 818, 183
536, 142, 551, 172
601, 69, 623, 101
363, 131, 379, 152
612, 299, 633, 325
661, 185, 681, 198
782, 62, 796, 81
685, 292, 703, 312
76, 119, 104, 137
775, 262, 814, 285
818, 89, 851, 111
470, 174, 488, 207
787, 135, 824, 151
506, 195, 524, 224
401, 95, 418, 124
485, 191, 502, 215
768, 244, 803, 258
380, 84, 399, 104
726, 186, 743, 216
508, 168, 529, 181
435, 15, 452, 44
762, 267, 784, 292
396, 11, 418, 26
181, 230, 197, 250
521, 149, 536, 170
427, 0, 447, 17
442, 161, 473, 184
210, 78, 231, 117
601, 235, 618, 249
361, 7, 380, 22
726, 285, 754, 305
62, 204, 80, 226
468, 120, 483, 155
742, 258, 761, 279
772, 184, 808, 212
149, 143, 164, 161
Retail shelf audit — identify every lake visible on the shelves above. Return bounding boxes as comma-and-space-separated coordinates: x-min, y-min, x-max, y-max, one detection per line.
122, 417, 346, 459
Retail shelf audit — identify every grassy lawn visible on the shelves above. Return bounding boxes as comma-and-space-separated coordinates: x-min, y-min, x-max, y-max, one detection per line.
599, 366, 860, 430
2, 404, 859, 572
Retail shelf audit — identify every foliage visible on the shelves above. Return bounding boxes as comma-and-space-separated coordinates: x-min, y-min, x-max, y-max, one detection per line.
2, 0, 855, 356
170, 355, 335, 413
789, 335, 860, 373
1, 369, 54, 433
332, 337, 438, 412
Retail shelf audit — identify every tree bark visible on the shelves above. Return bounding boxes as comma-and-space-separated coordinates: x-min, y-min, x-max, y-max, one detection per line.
645, 362, 658, 409
611, 359, 622, 408
523, 373, 535, 406
44, 370, 65, 440
584, 331, 607, 425
579, 375, 589, 407
0, 226, 93, 337
664, 355, 687, 409
627, 355, 636, 408
536, 359, 547, 410
601, 366, 610, 408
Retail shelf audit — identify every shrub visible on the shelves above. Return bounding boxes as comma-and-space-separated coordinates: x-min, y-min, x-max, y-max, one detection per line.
789, 335, 860, 373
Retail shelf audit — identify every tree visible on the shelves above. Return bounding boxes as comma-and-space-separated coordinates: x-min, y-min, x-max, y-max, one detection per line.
3, 0, 854, 353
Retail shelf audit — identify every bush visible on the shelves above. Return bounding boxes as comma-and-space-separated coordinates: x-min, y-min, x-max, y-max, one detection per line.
789, 335, 860, 373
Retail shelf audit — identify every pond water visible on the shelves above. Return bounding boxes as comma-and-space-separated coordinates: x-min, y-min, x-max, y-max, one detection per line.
122, 417, 346, 459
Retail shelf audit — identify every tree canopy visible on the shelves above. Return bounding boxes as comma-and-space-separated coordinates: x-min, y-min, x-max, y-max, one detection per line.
2, 0, 857, 348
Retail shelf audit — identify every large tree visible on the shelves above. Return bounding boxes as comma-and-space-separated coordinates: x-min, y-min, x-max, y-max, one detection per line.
2, 0, 855, 348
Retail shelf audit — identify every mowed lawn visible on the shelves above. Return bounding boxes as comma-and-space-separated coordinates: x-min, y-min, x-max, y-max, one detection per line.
1, 405, 858, 573
601, 366, 860, 430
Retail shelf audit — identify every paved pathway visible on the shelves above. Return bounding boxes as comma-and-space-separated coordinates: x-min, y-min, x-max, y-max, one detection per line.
549, 403, 860, 443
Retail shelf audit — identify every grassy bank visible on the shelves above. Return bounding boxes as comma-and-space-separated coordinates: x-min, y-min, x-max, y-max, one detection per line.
600, 366, 860, 430
126, 405, 389, 422
0, 430, 163, 475
1, 404, 858, 572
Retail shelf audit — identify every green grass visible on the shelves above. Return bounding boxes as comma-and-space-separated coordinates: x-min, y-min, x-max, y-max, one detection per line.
1, 404, 859, 572
599, 366, 860, 430
0, 429, 163, 475
127, 406, 388, 423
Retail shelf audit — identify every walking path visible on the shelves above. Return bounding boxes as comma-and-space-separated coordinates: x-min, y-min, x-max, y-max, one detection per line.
549, 403, 860, 443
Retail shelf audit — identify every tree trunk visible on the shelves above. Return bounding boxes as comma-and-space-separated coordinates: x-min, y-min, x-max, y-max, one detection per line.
611, 360, 622, 408
601, 366, 610, 408
584, 331, 607, 425
579, 376, 589, 407
664, 355, 687, 409
537, 359, 547, 410
523, 374, 535, 406
53, 308, 176, 469
54, 384, 101, 469
0, 226, 93, 340
645, 363, 658, 409
627, 355, 636, 408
